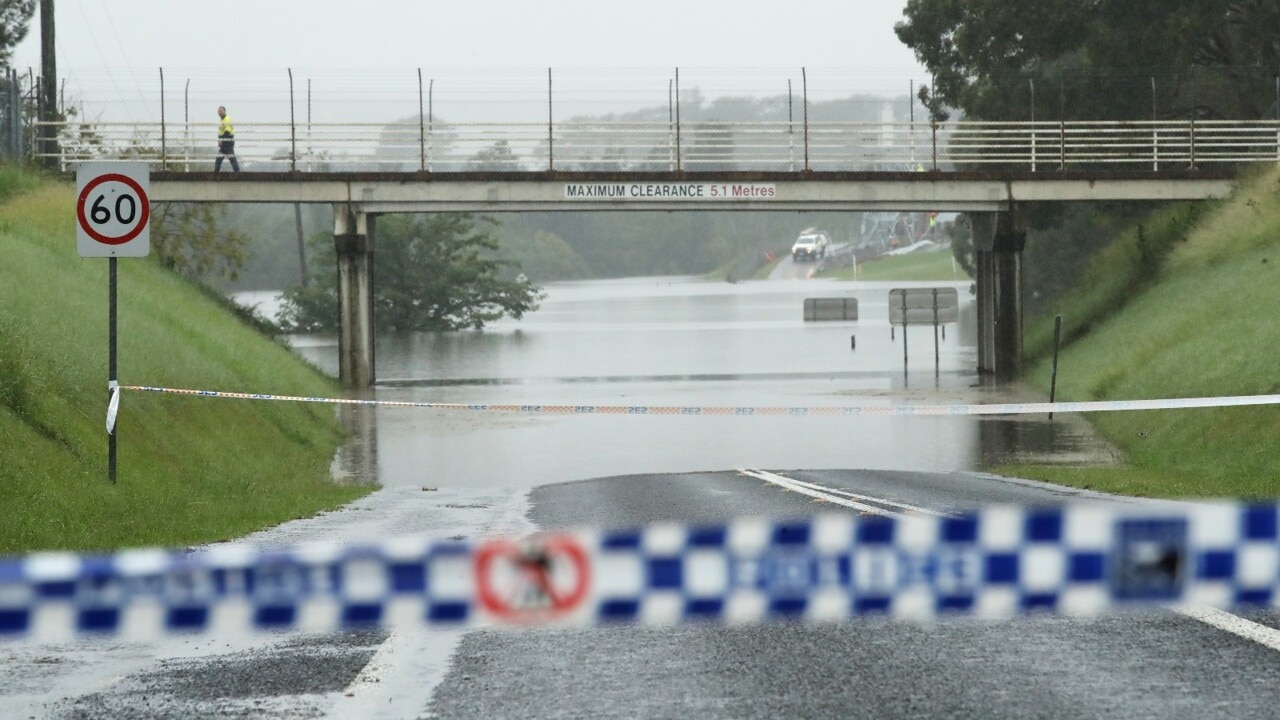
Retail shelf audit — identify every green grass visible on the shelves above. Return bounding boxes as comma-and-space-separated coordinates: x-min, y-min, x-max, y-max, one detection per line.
821, 248, 968, 282
1005, 167, 1280, 500
0, 168, 371, 552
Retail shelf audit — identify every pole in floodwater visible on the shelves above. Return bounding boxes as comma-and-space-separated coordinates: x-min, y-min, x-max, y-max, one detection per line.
1049, 314, 1063, 420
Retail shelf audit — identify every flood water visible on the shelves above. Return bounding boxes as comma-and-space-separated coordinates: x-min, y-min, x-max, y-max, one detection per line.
235, 277, 1114, 490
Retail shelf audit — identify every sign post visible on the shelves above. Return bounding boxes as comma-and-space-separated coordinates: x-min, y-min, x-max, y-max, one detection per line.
77, 163, 151, 483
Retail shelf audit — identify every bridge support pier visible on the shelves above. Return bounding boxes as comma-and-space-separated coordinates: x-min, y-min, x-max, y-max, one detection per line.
334, 205, 375, 388
972, 211, 1025, 380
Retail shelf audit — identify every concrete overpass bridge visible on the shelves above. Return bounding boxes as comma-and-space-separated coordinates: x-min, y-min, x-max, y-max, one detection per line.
139, 167, 1241, 388
43, 114, 1268, 387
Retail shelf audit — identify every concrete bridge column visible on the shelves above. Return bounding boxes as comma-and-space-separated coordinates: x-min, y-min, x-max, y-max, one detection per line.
334, 205, 375, 388
992, 217, 1026, 381
970, 211, 1024, 380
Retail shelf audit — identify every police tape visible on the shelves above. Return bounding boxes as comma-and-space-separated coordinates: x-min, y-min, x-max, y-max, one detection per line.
1, 503, 1276, 642
119, 385, 1280, 417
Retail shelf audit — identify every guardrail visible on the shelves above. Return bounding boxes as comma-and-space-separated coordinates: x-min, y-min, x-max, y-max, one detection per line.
30, 119, 1280, 173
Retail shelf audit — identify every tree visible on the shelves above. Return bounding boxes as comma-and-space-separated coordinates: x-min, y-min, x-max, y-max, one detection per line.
278, 213, 542, 332
151, 203, 249, 282
469, 140, 520, 171
0, 1, 35, 67
895, 0, 1277, 121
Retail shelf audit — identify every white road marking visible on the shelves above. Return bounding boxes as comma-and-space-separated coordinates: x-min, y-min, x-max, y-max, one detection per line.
739, 469, 911, 519
329, 628, 465, 720
328, 488, 537, 719
759, 472, 950, 517
1178, 607, 1280, 653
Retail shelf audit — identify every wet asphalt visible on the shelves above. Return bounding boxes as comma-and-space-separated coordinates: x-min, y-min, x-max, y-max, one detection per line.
420, 470, 1280, 719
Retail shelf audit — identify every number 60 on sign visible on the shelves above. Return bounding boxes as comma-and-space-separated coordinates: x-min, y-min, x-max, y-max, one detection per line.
76, 162, 150, 258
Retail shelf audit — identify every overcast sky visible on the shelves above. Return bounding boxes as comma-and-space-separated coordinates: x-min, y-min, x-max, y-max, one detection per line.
12, 0, 924, 73
10, 1, 930, 127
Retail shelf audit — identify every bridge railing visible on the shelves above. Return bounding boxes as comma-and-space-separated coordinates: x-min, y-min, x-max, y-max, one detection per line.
30, 119, 1280, 173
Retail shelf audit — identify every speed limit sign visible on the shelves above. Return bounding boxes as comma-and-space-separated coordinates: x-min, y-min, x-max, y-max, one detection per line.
76, 162, 150, 258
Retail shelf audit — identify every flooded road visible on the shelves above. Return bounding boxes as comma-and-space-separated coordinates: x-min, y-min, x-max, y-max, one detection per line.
242, 275, 1114, 491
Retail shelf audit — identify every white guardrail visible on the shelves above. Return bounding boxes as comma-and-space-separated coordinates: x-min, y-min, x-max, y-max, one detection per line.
31, 119, 1280, 172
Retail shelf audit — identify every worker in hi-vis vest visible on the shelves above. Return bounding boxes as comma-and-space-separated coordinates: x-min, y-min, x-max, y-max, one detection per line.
215, 106, 240, 173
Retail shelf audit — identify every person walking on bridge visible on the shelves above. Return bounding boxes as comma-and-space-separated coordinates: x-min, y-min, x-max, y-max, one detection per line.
215, 106, 240, 173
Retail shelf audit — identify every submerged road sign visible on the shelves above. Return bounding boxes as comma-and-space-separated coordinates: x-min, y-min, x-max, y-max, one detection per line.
888, 287, 959, 325
77, 162, 151, 258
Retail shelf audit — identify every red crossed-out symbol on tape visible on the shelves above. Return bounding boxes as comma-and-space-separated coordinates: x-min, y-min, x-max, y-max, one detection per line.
475, 535, 590, 621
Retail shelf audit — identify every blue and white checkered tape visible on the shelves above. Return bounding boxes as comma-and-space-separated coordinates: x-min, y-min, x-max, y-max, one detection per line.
0, 503, 1276, 642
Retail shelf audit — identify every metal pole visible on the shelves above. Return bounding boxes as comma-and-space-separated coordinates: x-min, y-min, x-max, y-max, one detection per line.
547, 67, 554, 171
788, 78, 795, 172
901, 291, 909, 374
418, 68, 425, 172
183, 78, 189, 171
675, 67, 682, 172
668, 78, 674, 170
108, 257, 117, 484
1049, 314, 1062, 420
802, 67, 809, 171
307, 78, 312, 171
159, 68, 166, 166
932, 288, 940, 374
428, 78, 434, 171
295, 203, 307, 288
288, 68, 296, 172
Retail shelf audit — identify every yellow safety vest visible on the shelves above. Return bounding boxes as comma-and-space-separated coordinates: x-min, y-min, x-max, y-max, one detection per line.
219, 116, 234, 138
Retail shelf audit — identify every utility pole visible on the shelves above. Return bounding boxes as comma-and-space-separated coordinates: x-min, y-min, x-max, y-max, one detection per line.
39, 0, 57, 168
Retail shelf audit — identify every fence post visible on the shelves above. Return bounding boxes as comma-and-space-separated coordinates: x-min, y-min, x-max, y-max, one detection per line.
1049, 314, 1062, 420
428, 78, 434, 172
159, 67, 166, 167
1152, 76, 1159, 171
667, 78, 674, 171
675, 67, 682, 172
788, 79, 795, 172
547, 67, 554, 171
288, 68, 297, 172
802, 67, 809, 172
183, 78, 190, 171
418, 68, 425, 172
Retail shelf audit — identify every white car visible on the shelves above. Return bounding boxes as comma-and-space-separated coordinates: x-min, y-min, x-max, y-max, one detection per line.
791, 230, 830, 262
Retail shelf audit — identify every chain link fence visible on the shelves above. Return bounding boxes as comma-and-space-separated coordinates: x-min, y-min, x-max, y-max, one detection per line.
1, 68, 31, 160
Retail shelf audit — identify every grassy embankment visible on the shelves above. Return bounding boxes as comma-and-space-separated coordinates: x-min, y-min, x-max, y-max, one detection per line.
0, 166, 371, 552
1004, 167, 1280, 500
820, 247, 964, 282
732, 246, 962, 281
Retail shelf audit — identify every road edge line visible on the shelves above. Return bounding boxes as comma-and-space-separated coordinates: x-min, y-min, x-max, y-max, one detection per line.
1177, 607, 1280, 653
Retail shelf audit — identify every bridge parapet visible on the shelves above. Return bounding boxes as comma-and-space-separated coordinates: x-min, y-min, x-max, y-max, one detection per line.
32, 119, 1280, 175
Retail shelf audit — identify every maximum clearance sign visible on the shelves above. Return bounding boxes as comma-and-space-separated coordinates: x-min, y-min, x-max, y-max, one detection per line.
565, 182, 776, 200
77, 162, 151, 258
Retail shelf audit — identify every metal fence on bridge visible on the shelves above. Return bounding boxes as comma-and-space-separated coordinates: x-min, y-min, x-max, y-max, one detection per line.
7, 66, 1280, 172
27, 117, 1280, 173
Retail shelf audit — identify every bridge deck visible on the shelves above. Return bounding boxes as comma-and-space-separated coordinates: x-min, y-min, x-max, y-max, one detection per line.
143, 169, 1240, 212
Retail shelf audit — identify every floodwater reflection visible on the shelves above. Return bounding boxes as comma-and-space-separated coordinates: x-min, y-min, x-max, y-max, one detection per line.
243, 277, 1117, 490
